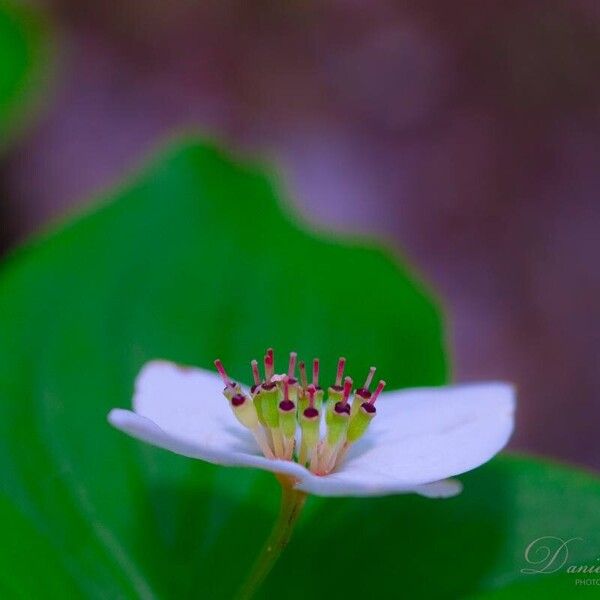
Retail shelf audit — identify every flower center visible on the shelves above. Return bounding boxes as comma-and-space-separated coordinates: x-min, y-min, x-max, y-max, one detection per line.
214, 349, 385, 476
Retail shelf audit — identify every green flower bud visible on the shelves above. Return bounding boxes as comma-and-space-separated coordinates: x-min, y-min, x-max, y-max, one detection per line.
347, 402, 376, 443
255, 383, 279, 429
230, 393, 259, 430
279, 399, 297, 439
326, 402, 350, 446
300, 407, 320, 450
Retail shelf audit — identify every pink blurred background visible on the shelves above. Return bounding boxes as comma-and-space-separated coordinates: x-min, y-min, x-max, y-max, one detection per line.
2, 1, 599, 467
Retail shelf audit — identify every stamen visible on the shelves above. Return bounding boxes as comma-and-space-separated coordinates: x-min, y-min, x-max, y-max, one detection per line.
321, 377, 352, 473
288, 352, 297, 378
214, 359, 234, 388
278, 377, 296, 459
283, 376, 289, 401
299, 361, 308, 388
215, 353, 384, 475
306, 384, 316, 408
312, 358, 320, 387
264, 349, 274, 382
353, 367, 375, 414
252, 428, 275, 459
335, 357, 346, 386
251, 359, 261, 386
296, 380, 311, 417
220, 388, 273, 460
341, 376, 353, 405
299, 384, 320, 466
363, 367, 376, 391
370, 380, 386, 404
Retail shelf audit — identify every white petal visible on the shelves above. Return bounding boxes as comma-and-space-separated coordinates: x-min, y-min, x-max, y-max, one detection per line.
291, 470, 464, 498
414, 479, 463, 498
108, 408, 306, 479
109, 360, 308, 480
294, 382, 514, 497
109, 362, 513, 499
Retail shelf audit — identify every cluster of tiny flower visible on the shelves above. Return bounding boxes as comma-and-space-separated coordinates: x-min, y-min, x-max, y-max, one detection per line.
214, 349, 385, 476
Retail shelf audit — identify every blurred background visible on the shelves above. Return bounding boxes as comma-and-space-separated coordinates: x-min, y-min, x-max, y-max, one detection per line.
1, 1, 598, 468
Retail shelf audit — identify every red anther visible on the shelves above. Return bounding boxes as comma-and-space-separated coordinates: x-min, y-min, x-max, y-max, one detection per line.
370, 380, 386, 404
231, 394, 246, 407
288, 352, 297, 378
303, 406, 319, 419
361, 402, 376, 414
306, 384, 316, 408
214, 359, 233, 387
264, 352, 274, 382
250, 359, 261, 386
342, 376, 353, 404
312, 358, 320, 387
334, 401, 351, 415
335, 357, 346, 386
299, 361, 308, 388
363, 367, 376, 391
279, 399, 295, 412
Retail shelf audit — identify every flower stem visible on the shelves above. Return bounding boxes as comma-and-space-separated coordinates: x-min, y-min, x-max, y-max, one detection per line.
235, 475, 307, 599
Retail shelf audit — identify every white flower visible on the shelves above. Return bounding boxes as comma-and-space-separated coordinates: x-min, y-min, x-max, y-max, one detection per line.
108, 355, 515, 498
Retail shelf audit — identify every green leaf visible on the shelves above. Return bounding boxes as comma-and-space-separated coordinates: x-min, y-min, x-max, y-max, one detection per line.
0, 139, 598, 599
0, 0, 50, 146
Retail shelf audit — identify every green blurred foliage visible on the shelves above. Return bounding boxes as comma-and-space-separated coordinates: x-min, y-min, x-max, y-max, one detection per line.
0, 140, 597, 598
267, 455, 600, 599
0, 0, 50, 146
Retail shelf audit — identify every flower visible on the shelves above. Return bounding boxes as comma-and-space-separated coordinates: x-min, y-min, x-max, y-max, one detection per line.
108, 350, 515, 498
